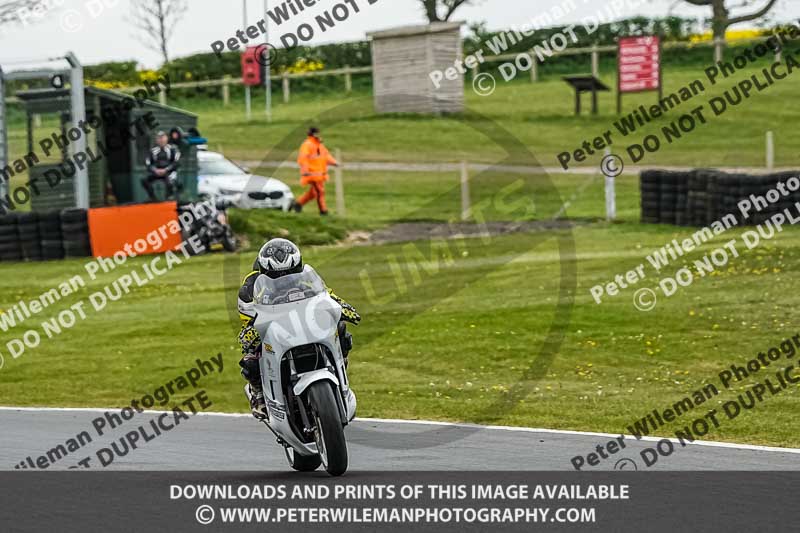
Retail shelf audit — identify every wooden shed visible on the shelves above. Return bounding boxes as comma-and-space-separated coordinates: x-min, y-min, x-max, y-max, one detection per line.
15, 86, 199, 210
368, 22, 464, 114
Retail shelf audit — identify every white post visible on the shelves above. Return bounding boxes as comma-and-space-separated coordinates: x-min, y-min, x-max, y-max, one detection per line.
714, 37, 723, 63
334, 149, 346, 217
222, 76, 230, 106
604, 148, 616, 221
591, 44, 599, 77
766, 131, 774, 170
263, 0, 272, 122
243, 0, 251, 120
66, 52, 89, 209
344, 66, 352, 93
0, 66, 7, 204
282, 74, 290, 104
460, 161, 470, 221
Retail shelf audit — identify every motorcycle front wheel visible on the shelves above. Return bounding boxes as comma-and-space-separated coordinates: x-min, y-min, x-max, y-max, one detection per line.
284, 447, 321, 472
307, 382, 348, 476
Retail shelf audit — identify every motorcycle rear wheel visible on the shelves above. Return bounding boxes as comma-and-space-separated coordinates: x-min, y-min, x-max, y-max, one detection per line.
284, 447, 322, 472
222, 228, 237, 252
307, 382, 348, 476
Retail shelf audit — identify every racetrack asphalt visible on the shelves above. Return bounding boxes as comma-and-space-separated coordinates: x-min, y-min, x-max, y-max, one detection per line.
2, 408, 799, 472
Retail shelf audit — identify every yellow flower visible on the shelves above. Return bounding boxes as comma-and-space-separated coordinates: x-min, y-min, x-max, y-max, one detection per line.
690, 28, 766, 43
85, 79, 127, 89
284, 57, 326, 74
139, 70, 161, 83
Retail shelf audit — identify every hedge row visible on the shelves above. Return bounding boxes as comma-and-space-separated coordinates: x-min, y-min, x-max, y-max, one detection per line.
0, 16, 737, 95
0, 209, 91, 263
640, 169, 800, 226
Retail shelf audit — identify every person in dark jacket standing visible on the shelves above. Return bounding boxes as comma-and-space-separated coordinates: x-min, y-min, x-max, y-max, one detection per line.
142, 131, 181, 201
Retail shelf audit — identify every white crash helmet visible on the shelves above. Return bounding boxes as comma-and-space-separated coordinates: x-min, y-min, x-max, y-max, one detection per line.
257, 238, 303, 279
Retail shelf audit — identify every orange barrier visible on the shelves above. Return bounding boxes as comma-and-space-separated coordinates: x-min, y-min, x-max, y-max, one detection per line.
87, 202, 182, 257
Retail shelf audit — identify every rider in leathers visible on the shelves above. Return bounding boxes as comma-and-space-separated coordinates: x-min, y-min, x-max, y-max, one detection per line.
237, 238, 360, 419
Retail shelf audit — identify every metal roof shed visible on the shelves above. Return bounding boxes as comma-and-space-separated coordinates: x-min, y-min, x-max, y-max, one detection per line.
15, 86, 199, 210
368, 22, 465, 114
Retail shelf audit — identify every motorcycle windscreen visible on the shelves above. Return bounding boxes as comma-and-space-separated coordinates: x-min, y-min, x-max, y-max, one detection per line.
253, 266, 326, 305
253, 267, 340, 347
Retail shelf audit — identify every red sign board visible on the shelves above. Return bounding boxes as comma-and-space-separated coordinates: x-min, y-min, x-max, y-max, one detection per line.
618, 36, 661, 93
241, 46, 263, 86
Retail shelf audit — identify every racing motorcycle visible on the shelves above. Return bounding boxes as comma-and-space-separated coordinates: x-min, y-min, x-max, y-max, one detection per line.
181, 199, 237, 253
245, 266, 356, 476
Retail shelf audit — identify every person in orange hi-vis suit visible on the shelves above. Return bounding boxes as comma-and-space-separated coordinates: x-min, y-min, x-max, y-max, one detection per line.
293, 127, 338, 215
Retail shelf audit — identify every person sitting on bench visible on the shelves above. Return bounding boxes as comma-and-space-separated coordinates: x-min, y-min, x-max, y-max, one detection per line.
142, 131, 181, 201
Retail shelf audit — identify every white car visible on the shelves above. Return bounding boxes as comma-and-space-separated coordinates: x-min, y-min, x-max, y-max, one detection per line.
197, 150, 294, 211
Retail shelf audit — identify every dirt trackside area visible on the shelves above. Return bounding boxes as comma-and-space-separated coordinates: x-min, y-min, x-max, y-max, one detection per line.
349, 220, 580, 245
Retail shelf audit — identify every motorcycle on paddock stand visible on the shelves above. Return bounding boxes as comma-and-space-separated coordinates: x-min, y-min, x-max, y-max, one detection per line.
245, 266, 356, 476
180, 199, 237, 253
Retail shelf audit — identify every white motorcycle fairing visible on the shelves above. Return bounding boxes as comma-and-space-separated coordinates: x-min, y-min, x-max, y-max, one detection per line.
251, 268, 357, 458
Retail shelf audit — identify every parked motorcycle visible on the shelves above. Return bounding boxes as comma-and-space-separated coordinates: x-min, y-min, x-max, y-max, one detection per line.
181, 199, 237, 253
245, 266, 356, 476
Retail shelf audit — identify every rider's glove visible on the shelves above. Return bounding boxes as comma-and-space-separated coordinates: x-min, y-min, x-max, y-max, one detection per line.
340, 302, 361, 325
328, 289, 361, 325
239, 324, 262, 355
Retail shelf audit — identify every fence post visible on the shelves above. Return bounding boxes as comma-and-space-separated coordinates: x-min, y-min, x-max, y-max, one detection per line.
222, 75, 230, 106
766, 131, 774, 170
282, 73, 290, 104
334, 149, 346, 217
591, 44, 599, 77
344, 65, 352, 93
604, 147, 616, 221
713, 37, 724, 62
460, 161, 470, 221
775, 47, 782, 64
530, 56, 538, 82
159, 90, 167, 106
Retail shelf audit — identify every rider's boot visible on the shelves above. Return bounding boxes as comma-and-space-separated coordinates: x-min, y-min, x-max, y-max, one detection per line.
245, 382, 269, 420
240, 357, 268, 420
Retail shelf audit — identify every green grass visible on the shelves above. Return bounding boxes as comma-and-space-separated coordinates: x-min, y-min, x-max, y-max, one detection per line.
228, 208, 355, 247
168, 57, 800, 168
6, 58, 799, 184
2, 181, 800, 447
229, 168, 641, 248
1, 55, 799, 448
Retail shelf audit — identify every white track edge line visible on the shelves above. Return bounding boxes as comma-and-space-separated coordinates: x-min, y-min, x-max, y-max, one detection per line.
0, 406, 798, 455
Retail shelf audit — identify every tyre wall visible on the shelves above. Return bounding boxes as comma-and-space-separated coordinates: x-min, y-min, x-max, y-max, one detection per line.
640, 169, 800, 226
0, 209, 92, 263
